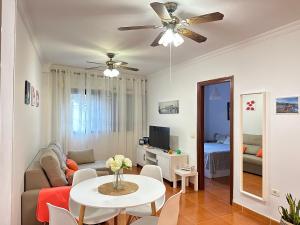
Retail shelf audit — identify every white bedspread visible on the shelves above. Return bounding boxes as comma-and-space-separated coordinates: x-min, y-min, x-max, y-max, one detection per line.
204, 143, 230, 153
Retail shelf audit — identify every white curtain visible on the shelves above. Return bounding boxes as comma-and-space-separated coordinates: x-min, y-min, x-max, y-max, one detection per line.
51, 67, 147, 161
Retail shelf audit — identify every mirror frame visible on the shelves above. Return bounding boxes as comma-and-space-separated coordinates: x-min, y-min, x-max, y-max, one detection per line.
240, 92, 267, 201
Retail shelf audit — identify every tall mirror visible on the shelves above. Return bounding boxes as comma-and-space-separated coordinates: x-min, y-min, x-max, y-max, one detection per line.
241, 92, 266, 199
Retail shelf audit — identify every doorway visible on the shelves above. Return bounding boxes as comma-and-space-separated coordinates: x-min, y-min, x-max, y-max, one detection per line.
197, 76, 234, 204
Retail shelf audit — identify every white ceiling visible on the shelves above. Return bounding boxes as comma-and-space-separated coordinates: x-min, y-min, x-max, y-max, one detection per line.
21, 0, 300, 75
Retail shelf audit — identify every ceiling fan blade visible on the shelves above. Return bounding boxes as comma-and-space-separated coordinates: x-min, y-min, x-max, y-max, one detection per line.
185, 12, 224, 25
85, 66, 105, 70
115, 61, 128, 66
118, 25, 159, 31
150, 2, 172, 21
177, 28, 207, 43
119, 65, 139, 72
151, 31, 165, 47
87, 61, 105, 65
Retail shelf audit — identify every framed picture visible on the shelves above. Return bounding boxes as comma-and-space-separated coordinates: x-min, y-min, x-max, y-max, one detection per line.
36, 90, 39, 107
25, 80, 30, 105
31, 86, 35, 106
159, 100, 179, 114
276, 97, 299, 114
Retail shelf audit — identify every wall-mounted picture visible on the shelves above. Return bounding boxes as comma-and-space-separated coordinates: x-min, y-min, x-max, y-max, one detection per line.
36, 90, 39, 107
25, 80, 31, 105
159, 100, 179, 114
276, 97, 299, 114
31, 86, 36, 106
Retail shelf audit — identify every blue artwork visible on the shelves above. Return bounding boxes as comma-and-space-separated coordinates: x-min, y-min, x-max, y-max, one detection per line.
276, 97, 298, 114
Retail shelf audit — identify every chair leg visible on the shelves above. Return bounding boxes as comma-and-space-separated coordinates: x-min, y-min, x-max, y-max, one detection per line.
114, 216, 118, 225
126, 215, 132, 225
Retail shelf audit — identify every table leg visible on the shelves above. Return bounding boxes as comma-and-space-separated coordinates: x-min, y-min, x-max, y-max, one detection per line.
186, 177, 189, 187
118, 209, 127, 225
182, 176, 186, 193
194, 173, 198, 191
151, 202, 157, 216
78, 205, 86, 225
173, 174, 177, 189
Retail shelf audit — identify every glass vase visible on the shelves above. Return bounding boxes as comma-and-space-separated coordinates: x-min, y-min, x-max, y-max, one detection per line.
113, 170, 123, 190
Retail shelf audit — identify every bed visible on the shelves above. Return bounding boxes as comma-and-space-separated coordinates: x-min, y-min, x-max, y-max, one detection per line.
204, 143, 230, 178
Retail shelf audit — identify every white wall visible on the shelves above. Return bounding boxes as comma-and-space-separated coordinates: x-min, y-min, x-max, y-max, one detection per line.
11, 11, 50, 225
204, 82, 230, 141
0, 0, 16, 224
147, 21, 300, 220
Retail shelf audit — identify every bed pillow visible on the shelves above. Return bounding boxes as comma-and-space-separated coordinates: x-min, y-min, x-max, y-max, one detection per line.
223, 136, 230, 145
244, 144, 260, 155
215, 133, 226, 144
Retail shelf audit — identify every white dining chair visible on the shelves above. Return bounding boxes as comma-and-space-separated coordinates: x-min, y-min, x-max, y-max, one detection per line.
126, 165, 165, 223
130, 191, 182, 225
47, 203, 78, 225
69, 168, 120, 225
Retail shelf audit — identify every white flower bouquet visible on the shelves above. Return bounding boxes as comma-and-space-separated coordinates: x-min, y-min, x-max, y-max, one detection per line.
106, 155, 132, 189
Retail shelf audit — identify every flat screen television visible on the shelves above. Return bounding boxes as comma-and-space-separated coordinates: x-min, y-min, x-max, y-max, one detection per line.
149, 126, 170, 150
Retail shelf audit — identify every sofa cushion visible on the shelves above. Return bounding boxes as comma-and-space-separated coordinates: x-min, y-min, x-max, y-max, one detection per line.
243, 154, 262, 166
243, 134, 262, 146
48, 143, 67, 171
68, 149, 95, 165
78, 160, 108, 171
40, 149, 68, 187
244, 144, 260, 155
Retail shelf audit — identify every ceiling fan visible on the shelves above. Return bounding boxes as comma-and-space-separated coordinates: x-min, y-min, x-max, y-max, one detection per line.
86, 53, 139, 77
118, 2, 224, 47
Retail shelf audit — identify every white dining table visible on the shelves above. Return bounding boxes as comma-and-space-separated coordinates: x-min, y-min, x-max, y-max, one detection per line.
70, 174, 166, 225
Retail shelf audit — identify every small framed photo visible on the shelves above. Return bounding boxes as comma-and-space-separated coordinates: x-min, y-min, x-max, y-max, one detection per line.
25, 80, 30, 105
31, 86, 36, 106
36, 90, 39, 107
276, 97, 299, 114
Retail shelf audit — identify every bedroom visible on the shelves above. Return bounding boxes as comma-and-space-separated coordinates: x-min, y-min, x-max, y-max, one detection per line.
203, 81, 231, 202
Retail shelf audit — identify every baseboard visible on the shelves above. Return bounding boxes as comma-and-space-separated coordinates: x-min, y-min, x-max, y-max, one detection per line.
232, 203, 279, 225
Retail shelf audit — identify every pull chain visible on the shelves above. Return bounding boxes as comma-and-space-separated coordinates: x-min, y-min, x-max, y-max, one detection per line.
169, 43, 172, 82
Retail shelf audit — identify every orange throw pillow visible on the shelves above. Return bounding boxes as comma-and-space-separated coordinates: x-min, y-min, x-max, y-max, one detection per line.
243, 145, 247, 153
66, 159, 79, 171
256, 148, 263, 157
65, 168, 75, 185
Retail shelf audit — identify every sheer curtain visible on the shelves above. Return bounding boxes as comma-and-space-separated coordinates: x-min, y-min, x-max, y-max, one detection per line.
51, 66, 147, 160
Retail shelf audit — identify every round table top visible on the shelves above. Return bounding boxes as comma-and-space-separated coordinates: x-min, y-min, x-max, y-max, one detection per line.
70, 174, 166, 209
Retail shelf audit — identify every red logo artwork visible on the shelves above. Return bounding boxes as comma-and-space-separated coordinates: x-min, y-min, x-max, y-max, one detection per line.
246, 100, 255, 111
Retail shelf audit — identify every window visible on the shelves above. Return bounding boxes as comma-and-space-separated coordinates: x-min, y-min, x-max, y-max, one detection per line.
71, 88, 135, 134
71, 88, 87, 134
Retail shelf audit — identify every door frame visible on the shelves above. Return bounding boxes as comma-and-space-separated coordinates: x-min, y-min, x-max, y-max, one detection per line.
197, 76, 234, 204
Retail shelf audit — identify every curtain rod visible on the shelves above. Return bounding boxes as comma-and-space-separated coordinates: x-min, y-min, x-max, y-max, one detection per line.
50, 69, 147, 82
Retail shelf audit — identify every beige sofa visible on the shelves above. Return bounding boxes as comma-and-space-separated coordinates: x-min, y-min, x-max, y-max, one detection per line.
21, 144, 109, 225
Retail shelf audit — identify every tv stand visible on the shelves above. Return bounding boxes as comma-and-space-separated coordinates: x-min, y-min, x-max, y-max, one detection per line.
136, 145, 188, 182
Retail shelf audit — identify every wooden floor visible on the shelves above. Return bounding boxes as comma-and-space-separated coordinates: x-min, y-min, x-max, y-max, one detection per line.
106, 167, 273, 225
243, 172, 263, 197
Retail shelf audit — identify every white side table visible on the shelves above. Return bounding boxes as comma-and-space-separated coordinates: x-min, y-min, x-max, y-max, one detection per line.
173, 169, 198, 193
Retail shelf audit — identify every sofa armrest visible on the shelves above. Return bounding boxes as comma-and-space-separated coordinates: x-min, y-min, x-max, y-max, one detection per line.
22, 189, 42, 225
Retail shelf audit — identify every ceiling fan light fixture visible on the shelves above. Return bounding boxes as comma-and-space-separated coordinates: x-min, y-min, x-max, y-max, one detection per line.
111, 69, 120, 77
159, 29, 184, 47
103, 68, 120, 77
173, 32, 184, 47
